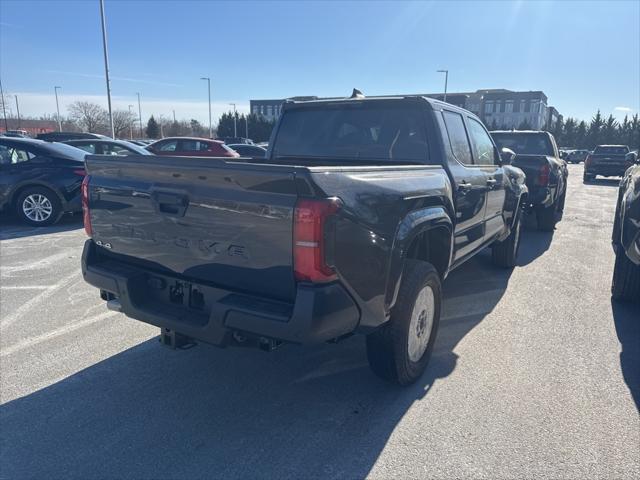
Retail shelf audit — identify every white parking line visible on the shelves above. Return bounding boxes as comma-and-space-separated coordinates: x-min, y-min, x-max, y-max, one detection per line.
0, 251, 74, 276
0, 271, 80, 329
0, 285, 50, 290
0, 311, 119, 357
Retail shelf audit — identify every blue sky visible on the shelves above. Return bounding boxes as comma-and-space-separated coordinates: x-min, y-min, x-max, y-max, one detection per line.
1, 0, 638, 125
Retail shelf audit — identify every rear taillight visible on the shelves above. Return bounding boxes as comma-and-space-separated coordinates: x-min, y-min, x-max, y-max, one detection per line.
293, 198, 341, 283
81, 175, 92, 237
73, 168, 86, 177
537, 163, 551, 185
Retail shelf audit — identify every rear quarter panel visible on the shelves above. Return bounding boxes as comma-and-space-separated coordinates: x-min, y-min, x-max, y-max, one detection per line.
307, 165, 453, 327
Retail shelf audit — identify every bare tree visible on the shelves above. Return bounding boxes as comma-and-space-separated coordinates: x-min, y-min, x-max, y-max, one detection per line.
68, 101, 107, 133
112, 109, 135, 139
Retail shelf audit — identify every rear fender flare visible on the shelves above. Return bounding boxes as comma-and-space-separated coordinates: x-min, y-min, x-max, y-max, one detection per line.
384, 206, 453, 313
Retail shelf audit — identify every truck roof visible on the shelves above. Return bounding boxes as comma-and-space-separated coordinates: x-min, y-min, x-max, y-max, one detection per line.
490, 130, 548, 134
282, 93, 480, 121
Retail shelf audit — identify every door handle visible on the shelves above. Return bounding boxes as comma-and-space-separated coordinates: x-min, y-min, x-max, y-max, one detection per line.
458, 181, 472, 191
486, 178, 497, 186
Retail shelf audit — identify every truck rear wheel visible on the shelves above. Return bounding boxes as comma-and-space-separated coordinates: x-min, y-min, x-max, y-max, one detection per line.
366, 260, 441, 385
611, 248, 640, 303
492, 207, 522, 268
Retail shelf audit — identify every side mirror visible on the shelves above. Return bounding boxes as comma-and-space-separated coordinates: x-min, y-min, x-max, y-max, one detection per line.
500, 147, 516, 165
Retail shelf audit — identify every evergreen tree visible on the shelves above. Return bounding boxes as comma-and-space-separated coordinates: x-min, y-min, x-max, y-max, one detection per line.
602, 114, 619, 145
630, 114, 640, 151
563, 118, 577, 147
146, 115, 160, 138
587, 110, 604, 148
576, 121, 588, 149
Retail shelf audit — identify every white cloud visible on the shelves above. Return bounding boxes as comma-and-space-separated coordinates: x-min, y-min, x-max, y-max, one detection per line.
614, 106, 633, 112
7, 92, 250, 126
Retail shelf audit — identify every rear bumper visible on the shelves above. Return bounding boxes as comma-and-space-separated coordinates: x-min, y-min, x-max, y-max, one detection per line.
81, 240, 360, 346
524, 186, 554, 208
586, 165, 632, 177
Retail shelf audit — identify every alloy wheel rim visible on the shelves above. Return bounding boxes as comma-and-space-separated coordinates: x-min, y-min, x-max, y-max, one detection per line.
23, 194, 53, 222
407, 285, 435, 362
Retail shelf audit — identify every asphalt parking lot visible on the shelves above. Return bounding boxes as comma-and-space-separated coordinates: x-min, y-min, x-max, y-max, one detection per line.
1, 163, 638, 479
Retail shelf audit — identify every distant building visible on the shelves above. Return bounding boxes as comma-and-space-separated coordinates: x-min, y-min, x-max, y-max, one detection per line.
250, 89, 562, 130
250, 96, 319, 122
0, 119, 57, 136
425, 89, 561, 130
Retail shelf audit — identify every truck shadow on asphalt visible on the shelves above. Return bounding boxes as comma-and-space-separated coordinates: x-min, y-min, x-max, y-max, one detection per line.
611, 300, 640, 413
0, 239, 550, 479
0, 214, 82, 240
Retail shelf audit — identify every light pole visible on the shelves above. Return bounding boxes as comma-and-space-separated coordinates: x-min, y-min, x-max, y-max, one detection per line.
54, 86, 62, 131
128, 104, 134, 140
437, 69, 448, 103
229, 103, 237, 137
136, 92, 143, 138
245, 115, 248, 139
15, 95, 21, 129
0, 76, 8, 132
200, 77, 212, 138
99, 0, 114, 138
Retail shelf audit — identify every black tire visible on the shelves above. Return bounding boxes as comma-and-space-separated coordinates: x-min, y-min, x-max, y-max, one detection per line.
366, 260, 441, 385
611, 248, 640, 303
14, 186, 62, 226
492, 207, 522, 268
536, 200, 558, 232
556, 188, 567, 221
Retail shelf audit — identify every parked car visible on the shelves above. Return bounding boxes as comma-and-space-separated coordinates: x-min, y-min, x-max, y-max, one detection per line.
491, 130, 568, 231
0, 138, 86, 225
36, 132, 109, 142
146, 137, 240, 158
227, 143, 267, 160
611, 164, 640, 302
566, 149, 590, 164
63, 139, 153, 156
584, 145, 637, 182
81, 94, 528, 385
2, 130, 29, 138
217, 137, 254, 145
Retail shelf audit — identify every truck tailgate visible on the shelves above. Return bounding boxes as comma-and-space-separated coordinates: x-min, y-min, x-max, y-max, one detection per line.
85, 155, 300, 302
512, 154, 553, 187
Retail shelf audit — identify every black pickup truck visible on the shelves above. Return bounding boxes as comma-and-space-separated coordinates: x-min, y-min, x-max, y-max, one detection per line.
491, 130, 568, 231
81, 95, 527, 385
612, 164, 640, 302
584, 145, 638, 182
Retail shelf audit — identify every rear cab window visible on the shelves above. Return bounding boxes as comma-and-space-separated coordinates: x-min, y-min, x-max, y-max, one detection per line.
491, 132, 554, 156
273, 101, 430, 164
593, 146, 629, 155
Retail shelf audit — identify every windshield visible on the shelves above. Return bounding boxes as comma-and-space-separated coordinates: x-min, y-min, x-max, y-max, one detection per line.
491, 132, 555, 156
273, 103, 429, 163
45, 142, 87, 161
593, 146, 629, 155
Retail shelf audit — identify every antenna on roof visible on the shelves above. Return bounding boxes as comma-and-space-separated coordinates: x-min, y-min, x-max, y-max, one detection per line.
350, 88, 364, 99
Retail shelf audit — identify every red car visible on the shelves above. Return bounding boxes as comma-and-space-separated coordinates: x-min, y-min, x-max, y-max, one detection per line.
146, 137, 240, 158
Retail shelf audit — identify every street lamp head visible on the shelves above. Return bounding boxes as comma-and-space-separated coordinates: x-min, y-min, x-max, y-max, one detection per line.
200, 77, 209, 81
437, 69, 448, 73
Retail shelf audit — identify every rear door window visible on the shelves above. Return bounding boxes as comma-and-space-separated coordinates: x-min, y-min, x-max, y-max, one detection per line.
74, 143, 96, 154
179, 140, 209, 152
466, 118, 498, 166
0, 145, 33, 164
441, 111, 473, 165
157, 140, 178, 152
